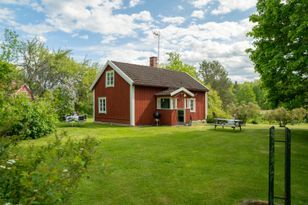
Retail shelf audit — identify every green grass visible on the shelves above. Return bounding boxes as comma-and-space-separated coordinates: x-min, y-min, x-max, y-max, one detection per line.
24, 121, 308, 205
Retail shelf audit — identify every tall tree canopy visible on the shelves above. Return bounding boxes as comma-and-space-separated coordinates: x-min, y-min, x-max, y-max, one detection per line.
234, 82, 257, 105
247, 0, 308, 109
0, 29, 98, 117
198, 60, 234, 110
165, 52, 197, 78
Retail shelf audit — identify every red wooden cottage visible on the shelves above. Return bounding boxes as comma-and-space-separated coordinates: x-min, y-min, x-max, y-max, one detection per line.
90, 57, 209, 126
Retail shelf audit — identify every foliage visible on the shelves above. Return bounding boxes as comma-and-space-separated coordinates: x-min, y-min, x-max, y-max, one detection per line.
247, 0, 308, 109
0, 30, 98, 117
233, 82, 256, 105
164, 52, 198, 78
0, 95, 57, 139
0, 29, 22, 63
263, 107, 307, 126
0, 60, 20, 107
0, 133, 98, 205
290, 107, 307, 124
270, 107, 291, 127
206, 85, 229, 122
231, 102, 261, 123
199, 60, 234, 110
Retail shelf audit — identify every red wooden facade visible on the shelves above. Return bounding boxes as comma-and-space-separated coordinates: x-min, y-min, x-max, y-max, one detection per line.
91, 60, 208, 126
15, 84, 34, 100
94, 66, 130, 124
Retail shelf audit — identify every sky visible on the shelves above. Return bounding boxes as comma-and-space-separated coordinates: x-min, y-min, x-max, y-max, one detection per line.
0, 0, 259, 82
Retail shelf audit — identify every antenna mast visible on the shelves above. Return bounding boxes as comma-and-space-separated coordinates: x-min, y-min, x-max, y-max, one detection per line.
153, 30, 160, 65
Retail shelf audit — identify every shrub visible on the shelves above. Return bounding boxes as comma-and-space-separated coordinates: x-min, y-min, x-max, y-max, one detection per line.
0, 95, 57, 139
290, 107, 307, 124
232, 102, 261, 123
0, 133, 99, 205
272, 107, 291, 127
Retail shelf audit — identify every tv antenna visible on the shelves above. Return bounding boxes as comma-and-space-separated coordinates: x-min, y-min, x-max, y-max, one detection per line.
153, 30, 160, 65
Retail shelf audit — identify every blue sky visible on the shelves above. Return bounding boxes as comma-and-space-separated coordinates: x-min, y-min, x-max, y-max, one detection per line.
0, 0, 258, 82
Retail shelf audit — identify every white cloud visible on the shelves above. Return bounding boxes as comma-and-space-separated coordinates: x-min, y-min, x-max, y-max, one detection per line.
18, 23, 55, 35
37, 0, 154, 36
191, 10, 204, 19
211, 0, 256, 15
189, 0, 256, 15
190, 0, 211, 8
129, 0, 141, 7
0, 8, 15, 24
161, 16, 185, 25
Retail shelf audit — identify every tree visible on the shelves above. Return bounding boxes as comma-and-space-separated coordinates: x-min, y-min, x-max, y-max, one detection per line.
0, 29, 22, 63
247, 0, 308, 109
206, 85, 229, 122
165, 52, 197, 78
235, 82, 257, 105
251, 80, 269, 109
199, 60, 234, 110
20, 38, 77, 96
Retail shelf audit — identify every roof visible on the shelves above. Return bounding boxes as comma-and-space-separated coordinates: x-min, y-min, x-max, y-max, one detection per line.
155, 87, 195, 97
90, 60, 209, 92
15, 84, 34, 100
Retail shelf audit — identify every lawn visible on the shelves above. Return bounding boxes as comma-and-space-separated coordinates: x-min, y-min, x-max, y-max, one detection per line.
26, 122, 308, 205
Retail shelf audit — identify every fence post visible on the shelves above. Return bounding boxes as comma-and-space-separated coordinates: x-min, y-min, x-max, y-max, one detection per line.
269, 126, 275, 205
285, 128, 291, 205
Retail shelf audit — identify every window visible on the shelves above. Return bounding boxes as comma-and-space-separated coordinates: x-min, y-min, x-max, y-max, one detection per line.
160, 98, 170, 109
187, 98, 196, 112
157, 98, 177, 109
98, 97, 106, 113
106, 70, 114, 87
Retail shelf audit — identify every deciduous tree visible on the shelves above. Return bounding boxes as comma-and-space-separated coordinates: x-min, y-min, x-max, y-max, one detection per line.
247, 0, 308, 109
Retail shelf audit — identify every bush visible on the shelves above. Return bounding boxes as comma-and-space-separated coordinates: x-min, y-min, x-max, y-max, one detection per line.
273, 107, 291, 127
0, 95, 57, 139
232, 102, 261, 123
291, 107, 307, 124
0, 133, 99, 205
262, 107, 306, 126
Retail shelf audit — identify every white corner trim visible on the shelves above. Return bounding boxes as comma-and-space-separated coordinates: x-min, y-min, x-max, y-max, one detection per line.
93, 90, 95, 121
170, 87, 194, 97
130, 85, 135, 126
90, 60, 134, 90
205, 92, 208, 120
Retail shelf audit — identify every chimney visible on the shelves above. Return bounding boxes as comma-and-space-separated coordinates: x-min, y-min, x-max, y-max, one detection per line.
149, 56, 158, 67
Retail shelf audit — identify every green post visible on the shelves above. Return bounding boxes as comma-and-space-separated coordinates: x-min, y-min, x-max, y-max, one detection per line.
285, 128, 291, 205
269, 126, 275, 205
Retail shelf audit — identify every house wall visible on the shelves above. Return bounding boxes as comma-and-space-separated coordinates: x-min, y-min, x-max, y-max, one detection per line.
134, 85, 165, 125
134, 86, 206, 125
190, 91, 206, 121
158, 109, 177, 125
94, 65, 130, 124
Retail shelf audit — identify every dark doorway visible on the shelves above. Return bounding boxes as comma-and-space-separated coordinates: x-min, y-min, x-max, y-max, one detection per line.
177, 110, 184, 124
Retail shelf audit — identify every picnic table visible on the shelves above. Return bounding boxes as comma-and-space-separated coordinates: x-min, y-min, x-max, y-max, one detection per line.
214, 118, 243, 131
65, 114, 87, 126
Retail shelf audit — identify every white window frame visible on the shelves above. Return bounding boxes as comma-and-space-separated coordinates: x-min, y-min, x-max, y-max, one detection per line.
98, 97, 107, 114
187, 98, 196, 112
157, 97, 177, 109
105, 70, 115, 87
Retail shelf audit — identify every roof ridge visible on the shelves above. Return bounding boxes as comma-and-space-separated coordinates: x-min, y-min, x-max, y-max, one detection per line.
111, 60, 188, 75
